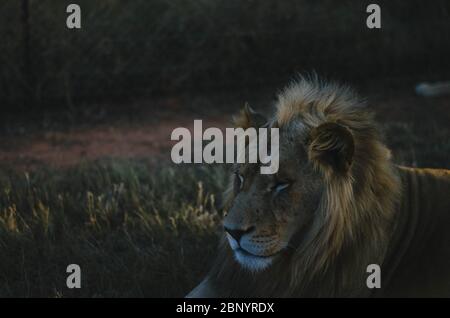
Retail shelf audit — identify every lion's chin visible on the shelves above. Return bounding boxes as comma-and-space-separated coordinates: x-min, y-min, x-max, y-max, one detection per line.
233, 248, 274, 272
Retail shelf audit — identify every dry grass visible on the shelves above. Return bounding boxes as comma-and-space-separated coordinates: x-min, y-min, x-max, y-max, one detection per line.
0, 160, 227, 297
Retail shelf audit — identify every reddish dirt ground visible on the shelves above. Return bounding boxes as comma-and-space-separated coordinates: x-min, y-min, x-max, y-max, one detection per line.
0, 115, 231, 170
0, 87, 449, 171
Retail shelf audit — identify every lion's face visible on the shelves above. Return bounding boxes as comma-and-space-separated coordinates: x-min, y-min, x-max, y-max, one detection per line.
223, 101, 356, 272
224, 127, 325, 271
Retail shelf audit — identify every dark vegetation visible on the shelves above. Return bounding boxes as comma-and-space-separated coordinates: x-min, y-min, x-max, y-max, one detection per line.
1, 0, 449, 114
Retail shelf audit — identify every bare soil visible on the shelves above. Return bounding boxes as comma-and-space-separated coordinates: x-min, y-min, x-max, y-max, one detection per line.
0, 87, 449, 171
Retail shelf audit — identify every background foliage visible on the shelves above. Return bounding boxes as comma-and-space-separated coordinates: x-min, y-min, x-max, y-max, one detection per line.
1, 0, 450, 112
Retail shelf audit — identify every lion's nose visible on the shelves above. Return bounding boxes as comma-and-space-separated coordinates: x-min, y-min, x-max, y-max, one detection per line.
224, 226, 255, 243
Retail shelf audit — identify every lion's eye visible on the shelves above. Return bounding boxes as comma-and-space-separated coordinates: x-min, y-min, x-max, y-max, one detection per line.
273, 182, 290, 194
238, 174, 244, 190
234, 173, 244, 192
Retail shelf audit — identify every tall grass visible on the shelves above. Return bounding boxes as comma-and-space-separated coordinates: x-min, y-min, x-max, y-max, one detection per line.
0, 160, 228, 297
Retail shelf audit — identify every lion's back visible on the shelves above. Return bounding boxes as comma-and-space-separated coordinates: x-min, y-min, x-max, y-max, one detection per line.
382, 166, 450, 297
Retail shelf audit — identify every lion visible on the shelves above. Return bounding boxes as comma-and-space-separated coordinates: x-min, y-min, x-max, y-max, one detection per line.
187, 77, 450, 297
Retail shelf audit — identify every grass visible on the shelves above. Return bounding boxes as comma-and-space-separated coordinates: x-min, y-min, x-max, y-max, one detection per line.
0, 117, 448, 297
0, 160, 228, 297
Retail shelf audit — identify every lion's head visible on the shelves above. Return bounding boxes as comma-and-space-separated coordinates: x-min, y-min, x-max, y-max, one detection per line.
213, 77, 401, 296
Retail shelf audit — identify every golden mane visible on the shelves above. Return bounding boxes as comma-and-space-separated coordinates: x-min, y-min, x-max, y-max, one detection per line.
275, 78, 401, 295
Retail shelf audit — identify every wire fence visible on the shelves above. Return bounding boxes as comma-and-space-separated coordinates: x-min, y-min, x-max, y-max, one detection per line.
1, 0, 450, 112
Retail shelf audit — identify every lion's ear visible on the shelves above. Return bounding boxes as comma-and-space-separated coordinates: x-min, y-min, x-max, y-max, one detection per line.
308, 122, 355, 174
233, 103, 267, 129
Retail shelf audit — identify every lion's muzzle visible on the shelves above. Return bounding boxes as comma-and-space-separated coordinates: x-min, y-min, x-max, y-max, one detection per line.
224, 225, 285, 271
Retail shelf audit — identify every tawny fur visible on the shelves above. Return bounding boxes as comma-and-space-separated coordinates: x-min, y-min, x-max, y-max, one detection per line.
187, 77, 450, 298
